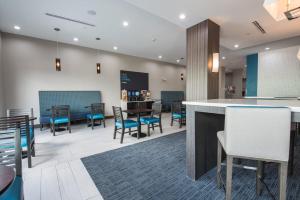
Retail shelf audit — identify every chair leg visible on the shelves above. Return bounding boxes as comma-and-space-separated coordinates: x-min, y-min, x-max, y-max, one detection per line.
179, 118, 182, 128
103, 119, 106, 128
129, 128, 131, 135
226, 155, 233, 200
217, 140, 222, 188
256, 161, 263, 195
31, 142, 36, 157
171, 117, 173, 126
40, 124, 43, 131
152, 124, 154, 131
279, 162, 288, 200
113, 126, 117, 139
52, 124, 56, 136
92, 119, 94, 130
147, 124, 150, 136
68, 122, 71, 133
159, 120, 163, 133
120, 128, 125, 144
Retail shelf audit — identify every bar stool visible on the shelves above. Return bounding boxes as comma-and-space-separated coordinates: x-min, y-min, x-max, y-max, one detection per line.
217, 106, 291, 200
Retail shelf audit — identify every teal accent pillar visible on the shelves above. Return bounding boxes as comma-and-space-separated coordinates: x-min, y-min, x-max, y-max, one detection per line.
246, 54, 258, 96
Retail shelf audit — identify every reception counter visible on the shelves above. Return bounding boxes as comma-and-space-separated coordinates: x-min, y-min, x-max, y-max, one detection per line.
183, 99, 300, 180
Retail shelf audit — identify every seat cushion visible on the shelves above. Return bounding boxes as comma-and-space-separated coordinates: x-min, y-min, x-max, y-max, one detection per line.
140, 117, 159, 124
172, 113, 186, 119
87, 113, 104, 120
217, 131, 226, 153
50, 117, 69, 124
116, 120, 138, 129
0, 176, 23, 200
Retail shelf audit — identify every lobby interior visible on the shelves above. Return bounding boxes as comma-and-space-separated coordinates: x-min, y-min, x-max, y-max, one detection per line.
1, 0, 300, 200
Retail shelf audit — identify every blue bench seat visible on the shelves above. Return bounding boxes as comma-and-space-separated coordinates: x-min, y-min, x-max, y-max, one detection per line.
172, 113, 186, 119
50, 117, 69, 124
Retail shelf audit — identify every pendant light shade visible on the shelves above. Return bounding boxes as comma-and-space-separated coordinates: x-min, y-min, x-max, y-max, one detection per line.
96, 63, 101, 74
263, 0, 300, 21
297, 48, 300, 61
54, 28, 61, 71
55, 58, 61, 71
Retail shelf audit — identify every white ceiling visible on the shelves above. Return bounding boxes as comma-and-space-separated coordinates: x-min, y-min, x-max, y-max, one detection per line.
0, 0, 300, 68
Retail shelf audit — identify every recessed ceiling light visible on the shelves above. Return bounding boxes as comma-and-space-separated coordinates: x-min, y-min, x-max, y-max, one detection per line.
96, 37, 101, 40
113, 46, 118, 50
222, 56, 226, 60
176, 59, 180, 63
158, 55, 163, 59
179, 13, 186, 20
234, 44, 239, 48
123, 21, 129, 27
73, 37, 79, 42
14, 25, 21, 30
265, 47, 270, 50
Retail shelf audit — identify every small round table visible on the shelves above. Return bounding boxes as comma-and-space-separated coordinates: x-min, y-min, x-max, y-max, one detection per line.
0, 166, 15, 195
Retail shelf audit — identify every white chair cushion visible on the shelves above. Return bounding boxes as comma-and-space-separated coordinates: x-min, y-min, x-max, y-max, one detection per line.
224, 107, 291, 162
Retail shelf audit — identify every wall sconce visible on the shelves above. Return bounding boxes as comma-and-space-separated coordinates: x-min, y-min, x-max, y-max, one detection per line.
55, 58, 61, 71
212, 53, 219, 73
297, 48, 300, 61
96, 63, 101, 74
181, 73, 184, 80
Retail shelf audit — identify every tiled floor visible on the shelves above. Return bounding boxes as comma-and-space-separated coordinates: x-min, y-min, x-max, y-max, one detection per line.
22, 113, 185, 200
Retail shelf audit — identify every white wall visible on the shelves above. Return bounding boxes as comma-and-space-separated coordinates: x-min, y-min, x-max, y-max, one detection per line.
1, 33, 186, 119
258, 46, 300, 97
0, 32, 4, 116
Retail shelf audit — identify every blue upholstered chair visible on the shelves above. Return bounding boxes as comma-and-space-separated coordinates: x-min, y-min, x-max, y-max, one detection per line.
112, 106, 139, 144
171, 102, 186, 128
7, 108, 35, 168
140, 103, 163, 136
87, 103, 106, 130
50, 105, 71, 136
0, 120, 24, 200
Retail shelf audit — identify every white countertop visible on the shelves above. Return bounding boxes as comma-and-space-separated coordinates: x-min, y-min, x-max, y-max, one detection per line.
183, 99, 300, 112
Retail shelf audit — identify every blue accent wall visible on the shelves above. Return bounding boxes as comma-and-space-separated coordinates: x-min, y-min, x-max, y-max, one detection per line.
246, 54, 258, 96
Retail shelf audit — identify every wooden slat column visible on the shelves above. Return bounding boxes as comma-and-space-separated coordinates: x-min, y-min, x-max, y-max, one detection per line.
186, 19, 220, 180
186, 19, 220, 100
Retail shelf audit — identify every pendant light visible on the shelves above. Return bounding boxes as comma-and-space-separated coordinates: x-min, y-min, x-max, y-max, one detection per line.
54, 28, 61, 71
96, 37, 101, 74
297, 48, 300, 61
212, 53, 220, 73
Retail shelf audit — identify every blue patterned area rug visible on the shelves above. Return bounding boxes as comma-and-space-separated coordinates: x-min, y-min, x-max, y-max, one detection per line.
81, 132, 300, 200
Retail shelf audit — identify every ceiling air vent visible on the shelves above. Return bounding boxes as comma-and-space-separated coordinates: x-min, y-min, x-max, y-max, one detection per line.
45, 13, 95, 27
252, 21, 266, 34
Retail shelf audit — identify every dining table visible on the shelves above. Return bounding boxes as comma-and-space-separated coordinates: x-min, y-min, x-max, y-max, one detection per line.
123, 108, 153, 139
0, 166, 15, 195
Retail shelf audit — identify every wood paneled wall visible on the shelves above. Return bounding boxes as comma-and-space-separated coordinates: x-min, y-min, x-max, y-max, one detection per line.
186, 19, 220, 100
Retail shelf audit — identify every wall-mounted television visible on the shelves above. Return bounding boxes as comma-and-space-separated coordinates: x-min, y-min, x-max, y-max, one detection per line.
120, 70, 149, 91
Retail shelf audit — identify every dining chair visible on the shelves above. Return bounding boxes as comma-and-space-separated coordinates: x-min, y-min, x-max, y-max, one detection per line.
87, 103, 106, 130
171, 102, 186, 128
112, 106, 139, 144
0, 115, 32, 168
140, 103, 163, 136
50, 105, 71, 136
7, 108, 36, 164
217, 106, 291, 200
0, 126, 23, 200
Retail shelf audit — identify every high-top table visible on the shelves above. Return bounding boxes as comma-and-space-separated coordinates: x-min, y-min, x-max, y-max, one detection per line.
0, 166, 15, 195
183, 99, 300, 180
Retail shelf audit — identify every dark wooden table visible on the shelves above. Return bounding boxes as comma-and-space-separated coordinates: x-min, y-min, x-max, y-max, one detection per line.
0, 166, 15, 195
123, 109, 153, 139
